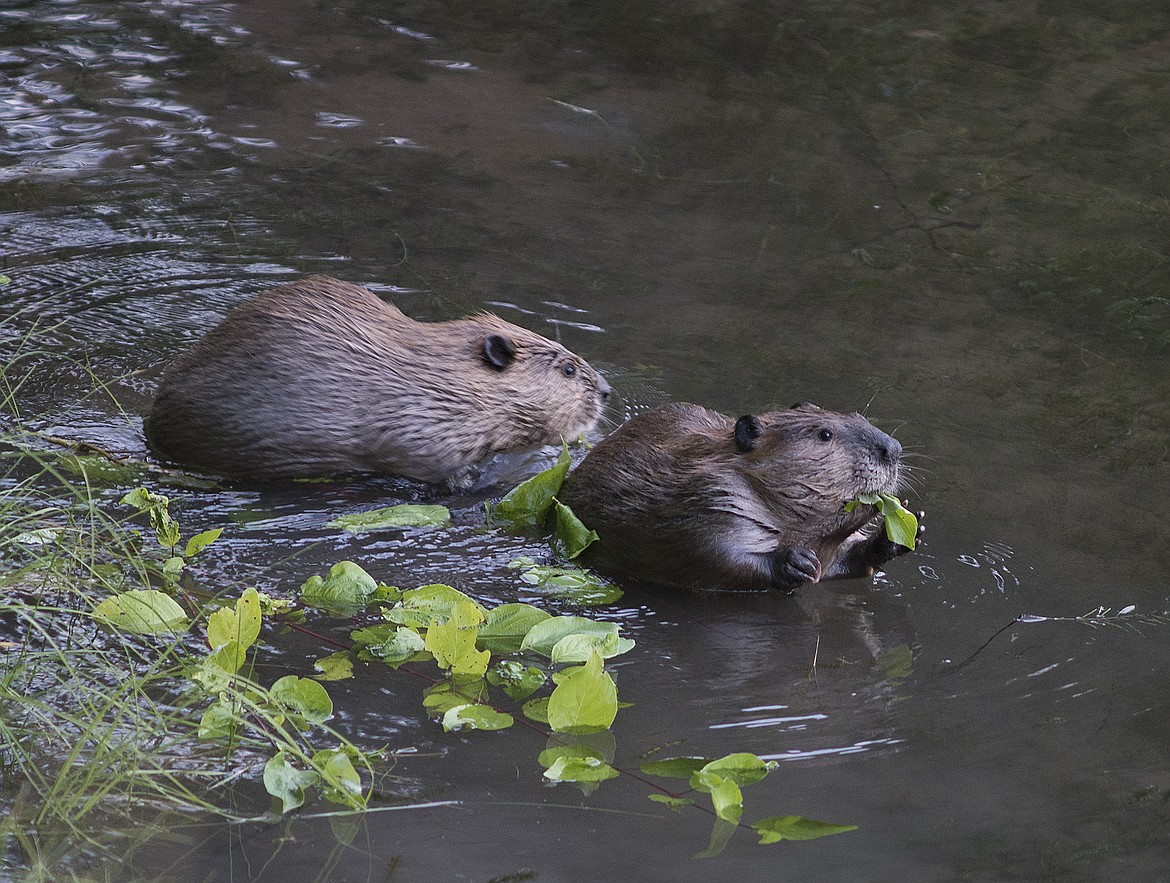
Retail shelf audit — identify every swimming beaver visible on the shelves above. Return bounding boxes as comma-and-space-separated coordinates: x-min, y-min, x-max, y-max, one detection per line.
558, 402, 918, 591
144, 276, 611, 484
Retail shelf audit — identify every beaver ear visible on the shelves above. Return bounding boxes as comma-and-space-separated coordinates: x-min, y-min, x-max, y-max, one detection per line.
482, 334, 517, 371
734, 415, 762, 452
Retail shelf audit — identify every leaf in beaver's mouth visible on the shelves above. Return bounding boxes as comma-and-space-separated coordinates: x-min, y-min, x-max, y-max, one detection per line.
844, 492, 919, 550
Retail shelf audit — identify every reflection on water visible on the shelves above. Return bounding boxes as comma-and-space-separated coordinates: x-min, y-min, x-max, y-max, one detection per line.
3, 0, 1170, 878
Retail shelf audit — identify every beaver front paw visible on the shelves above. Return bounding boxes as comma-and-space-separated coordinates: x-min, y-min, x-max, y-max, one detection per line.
772, 545, 822, 592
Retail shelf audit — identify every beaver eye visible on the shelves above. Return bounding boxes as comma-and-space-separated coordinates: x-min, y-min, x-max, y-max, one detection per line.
561, 363, 577, 378
818, 428, 833, 442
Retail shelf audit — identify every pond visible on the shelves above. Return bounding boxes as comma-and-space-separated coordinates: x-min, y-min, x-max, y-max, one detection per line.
2, 0, 1169, 879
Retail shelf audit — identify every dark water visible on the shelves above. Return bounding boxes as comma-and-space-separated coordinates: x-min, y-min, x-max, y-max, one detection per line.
3, 0, 1170, 879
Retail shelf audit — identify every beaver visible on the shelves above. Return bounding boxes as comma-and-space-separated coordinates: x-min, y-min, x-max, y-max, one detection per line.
143, 276, 611, 484
558, 401, 918, 591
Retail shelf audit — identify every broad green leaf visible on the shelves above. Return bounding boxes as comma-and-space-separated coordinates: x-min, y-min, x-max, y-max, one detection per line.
300, 561, 378, 613
184, 528, 223, 558
477, 603, 552, 654
424, 611, 490, 677
510, 561, 622, 606
197, 697, 241, 741
552, 500, 599, 559
441, 703, 514, 732
542, 755, 619, 784
12, 528, 63, 546
486, 660, 547, 700
649, 794, 694, 810
845, 492, 919, 550
93, 589, 188, 635
692, 772, 743, 825
264, 752, 320, 814
312, 747, 364, 807
207, 587, 262, 651
162, 556, 185, 580
639, 756, 710, 779
269, 675, 333, 726
877, 642, 914, 682
550, 629, 635, 663
752, 815, 859, 844
120, 487, 180, 548
694, 753, 776, 788
351, 624, 426, 665
521, 616, 633, 660
423, 678, 488, 716
328, 504, 451, 533
313, 650, 355, 681
522, 696, 550, 724
487, 444, 571, 529
547, 651, 618, 733
537, 742, 608, 770
386, 584, 485, 629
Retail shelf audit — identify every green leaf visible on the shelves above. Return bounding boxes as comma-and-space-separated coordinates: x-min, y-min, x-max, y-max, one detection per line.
694, 752, 776, 788
197, 697, 242, 741
477, 603, 552, 654
424, 612, 490, 677
385, 584, 485, 629
93, 589, 188, 635
423, 678, 488, 716
328, 504, 451, 533
313, 650, 355, 681
639, 756, 710, 779
207, 587, 262, 651
751, 815, 859, 844
521, 616, 634, 660
312, 747, 364, 807
522, 696, 550, 724
486, 660, 547, 700
547, 651, 618, 733
510, 561, 622, 606
649, 794, 694, 810
551, 500, 598, 559
441, 703, 514, 732
351, 624, 426, 665
299, 561, 378, 613
184, 528, 223, 558
269, 675, 333, 726
696, 818, 738, 860
488, 444, 571, 529
845, 492, 919, 550
692, 772, 743, 825
264, 752, 320, 814
550, 629, 635, 664
542, 755, 619, 784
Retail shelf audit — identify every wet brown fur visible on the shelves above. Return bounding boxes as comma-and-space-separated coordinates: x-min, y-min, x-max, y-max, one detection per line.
559, 402, 912, 591
144, 276, 610, 483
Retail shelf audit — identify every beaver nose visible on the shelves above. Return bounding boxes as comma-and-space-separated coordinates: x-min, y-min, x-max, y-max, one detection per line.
876, 434, 902, 464
598, 378, 612, 402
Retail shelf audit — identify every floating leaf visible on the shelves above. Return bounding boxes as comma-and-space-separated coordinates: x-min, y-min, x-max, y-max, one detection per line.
313, 650, 355, 681
751, 815, 858, 843
488, 444, 571, 529
522, 696, 550, 724
649, 794, 694, 810
693, 753, 776, 788
424, 610, 491, 677
423, 678, 489, 716
207, 587, 262, 652
184, 528, 223, 558
300, 561, 378, 613
692, 771, 744, 825
441, 703, 514, 732
510, 561, 622, 606
542, 755, 619, 784
521, 616, 634, 660
547, 651, 618, 733
13, 528, 64, 546
550, 629, 635, 664
477, 603, 552, 654
386, 584, 485, 629
328, 504, 451, 533
351, 624, 426, 665
551, 500, 598, 559
197, 697, 242, 741
312, 747, 364, 807
487, 660, 547, 700
93, 589, 188, 635
269, 675, 333, 727
264, 752, 320, 814
845, 492, 918, 550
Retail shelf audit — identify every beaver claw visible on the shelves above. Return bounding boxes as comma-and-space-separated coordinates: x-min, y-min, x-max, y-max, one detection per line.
772, 545, 822, 591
